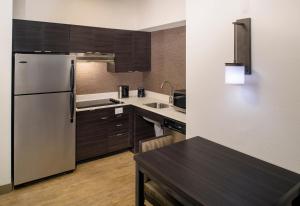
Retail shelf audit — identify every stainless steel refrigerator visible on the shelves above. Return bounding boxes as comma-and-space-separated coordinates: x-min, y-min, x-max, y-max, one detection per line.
14, 53, 76, 186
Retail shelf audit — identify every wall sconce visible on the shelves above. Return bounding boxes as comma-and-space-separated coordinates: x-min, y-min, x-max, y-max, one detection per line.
225, 18, 251, 85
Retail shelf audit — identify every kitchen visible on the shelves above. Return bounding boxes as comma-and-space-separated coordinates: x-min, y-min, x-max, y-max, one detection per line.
2, 0, 187, 204
1, 0, 300, 206
12, 20, 186, 169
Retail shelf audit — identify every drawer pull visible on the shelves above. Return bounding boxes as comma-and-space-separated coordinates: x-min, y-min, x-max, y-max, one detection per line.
116, 114, 122, 118
116, 133, 125, 137
101, 116, 109, 120
116, 124, 123, 127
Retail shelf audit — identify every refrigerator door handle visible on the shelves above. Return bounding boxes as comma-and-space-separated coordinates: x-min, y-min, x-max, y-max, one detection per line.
70, 60, 75, 91
70, 92, 75, 123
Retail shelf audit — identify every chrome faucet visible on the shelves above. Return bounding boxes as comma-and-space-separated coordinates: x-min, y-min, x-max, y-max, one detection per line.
160, 80, 174, 104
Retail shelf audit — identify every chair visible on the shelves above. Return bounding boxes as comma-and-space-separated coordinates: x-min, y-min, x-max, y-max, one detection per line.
139, 135, 184, 206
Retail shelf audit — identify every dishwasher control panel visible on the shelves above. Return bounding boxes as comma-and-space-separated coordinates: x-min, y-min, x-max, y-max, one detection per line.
164, 118, 186, 135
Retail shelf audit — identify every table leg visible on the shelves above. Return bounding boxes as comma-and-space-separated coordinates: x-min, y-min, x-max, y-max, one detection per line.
136, 164, 144, 206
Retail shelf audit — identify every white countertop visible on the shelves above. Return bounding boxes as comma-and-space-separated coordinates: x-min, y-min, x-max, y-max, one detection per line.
76, 91, 186, 123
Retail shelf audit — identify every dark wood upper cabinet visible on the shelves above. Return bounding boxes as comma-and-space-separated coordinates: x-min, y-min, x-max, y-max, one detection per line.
133, 32, 151, 71
112, 30, 134, 72
110, 30, 151, 73
69, 25, 94, 53
13, 19, 70, 53
12, 19, 151, 73
93, 27, 114, 53
13, 20, 44, 52
43, 23, 70, 52
70, 26, 115, 53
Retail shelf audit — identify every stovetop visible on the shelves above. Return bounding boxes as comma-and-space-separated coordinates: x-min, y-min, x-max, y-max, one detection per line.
76, 98, 123, 109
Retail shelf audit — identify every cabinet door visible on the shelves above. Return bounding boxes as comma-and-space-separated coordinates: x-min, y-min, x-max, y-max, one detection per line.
108, 132, 130, 153
70, 25, 95, 53
109, 116, 130, 132
13, 20, 44, 52
43, 23, 70, 53
93, 28, 114, 53
113, 30, 134, 72
76, 110, 111, 162
133, 32, 151, 71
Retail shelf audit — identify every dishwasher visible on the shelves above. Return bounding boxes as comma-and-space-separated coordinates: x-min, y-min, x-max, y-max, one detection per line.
163, 118, 186, 142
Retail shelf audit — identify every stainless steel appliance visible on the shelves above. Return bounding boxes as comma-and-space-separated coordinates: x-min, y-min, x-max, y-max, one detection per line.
76, 99, 123, 109
118, 85, 129, 98
173, 89, 186, 113
13, 53, 76, 186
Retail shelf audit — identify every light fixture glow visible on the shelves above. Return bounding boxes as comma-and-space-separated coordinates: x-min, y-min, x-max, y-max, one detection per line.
224, 18, 251, 85
225, 63, 245, 85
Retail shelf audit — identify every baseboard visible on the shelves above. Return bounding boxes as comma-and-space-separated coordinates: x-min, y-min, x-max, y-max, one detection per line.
0, 183, 12, 195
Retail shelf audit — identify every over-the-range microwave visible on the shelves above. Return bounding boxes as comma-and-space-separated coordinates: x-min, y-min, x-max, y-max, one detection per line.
173, 89, 186, 113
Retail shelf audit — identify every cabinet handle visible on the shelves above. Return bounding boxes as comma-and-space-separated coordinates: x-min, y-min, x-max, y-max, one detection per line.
101, 116, 109, 120
116, 133, 125, 137
116, 114, 122, 118
44, 51, 52, 53
34, 50, 42, 53
116, 124, 123, 127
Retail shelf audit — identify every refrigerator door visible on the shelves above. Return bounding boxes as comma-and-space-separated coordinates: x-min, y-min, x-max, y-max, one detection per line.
14, 54, 75, 95
14, 92, 75, 185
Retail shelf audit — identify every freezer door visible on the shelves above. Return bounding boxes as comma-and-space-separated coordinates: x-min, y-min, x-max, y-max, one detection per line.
14, 92, 75, 185
14, 54, 75, 95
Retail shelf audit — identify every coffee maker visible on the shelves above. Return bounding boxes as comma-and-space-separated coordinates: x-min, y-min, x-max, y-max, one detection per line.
118, 85, 129, 98
137, 87, 145, 97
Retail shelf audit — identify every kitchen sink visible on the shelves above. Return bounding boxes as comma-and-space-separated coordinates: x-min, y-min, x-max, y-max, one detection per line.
144, 102, 169, 109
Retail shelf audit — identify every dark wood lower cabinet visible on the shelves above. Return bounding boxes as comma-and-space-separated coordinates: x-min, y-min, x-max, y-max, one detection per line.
108, 132, 131, 153
76, 110, 109, 161
76, 106, 132, 162
76, 105, 169, 161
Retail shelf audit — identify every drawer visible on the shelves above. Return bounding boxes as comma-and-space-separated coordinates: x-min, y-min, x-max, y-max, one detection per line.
113, 112, 129, 120
76, 109, 113, 124
108, 132, 130, 152
109, 118, 129, 132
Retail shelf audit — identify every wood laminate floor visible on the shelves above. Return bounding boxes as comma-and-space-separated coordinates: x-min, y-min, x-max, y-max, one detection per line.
0, 151, 149, 206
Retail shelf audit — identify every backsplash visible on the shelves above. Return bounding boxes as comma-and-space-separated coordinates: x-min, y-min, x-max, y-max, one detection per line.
143, 26, 186, 95
76, 62, 143, 95
76, 26, 186, 95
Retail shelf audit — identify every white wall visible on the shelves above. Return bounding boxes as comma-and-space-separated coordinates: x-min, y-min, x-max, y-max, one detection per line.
136, 0, 185, 30
187, 0, 300, 173
0, 0, 13, 186
13, 0, 186, 30
13, 0, 139, 30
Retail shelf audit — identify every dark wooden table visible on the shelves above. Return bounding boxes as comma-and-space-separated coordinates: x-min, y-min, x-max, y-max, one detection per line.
134, 137, 300, 206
